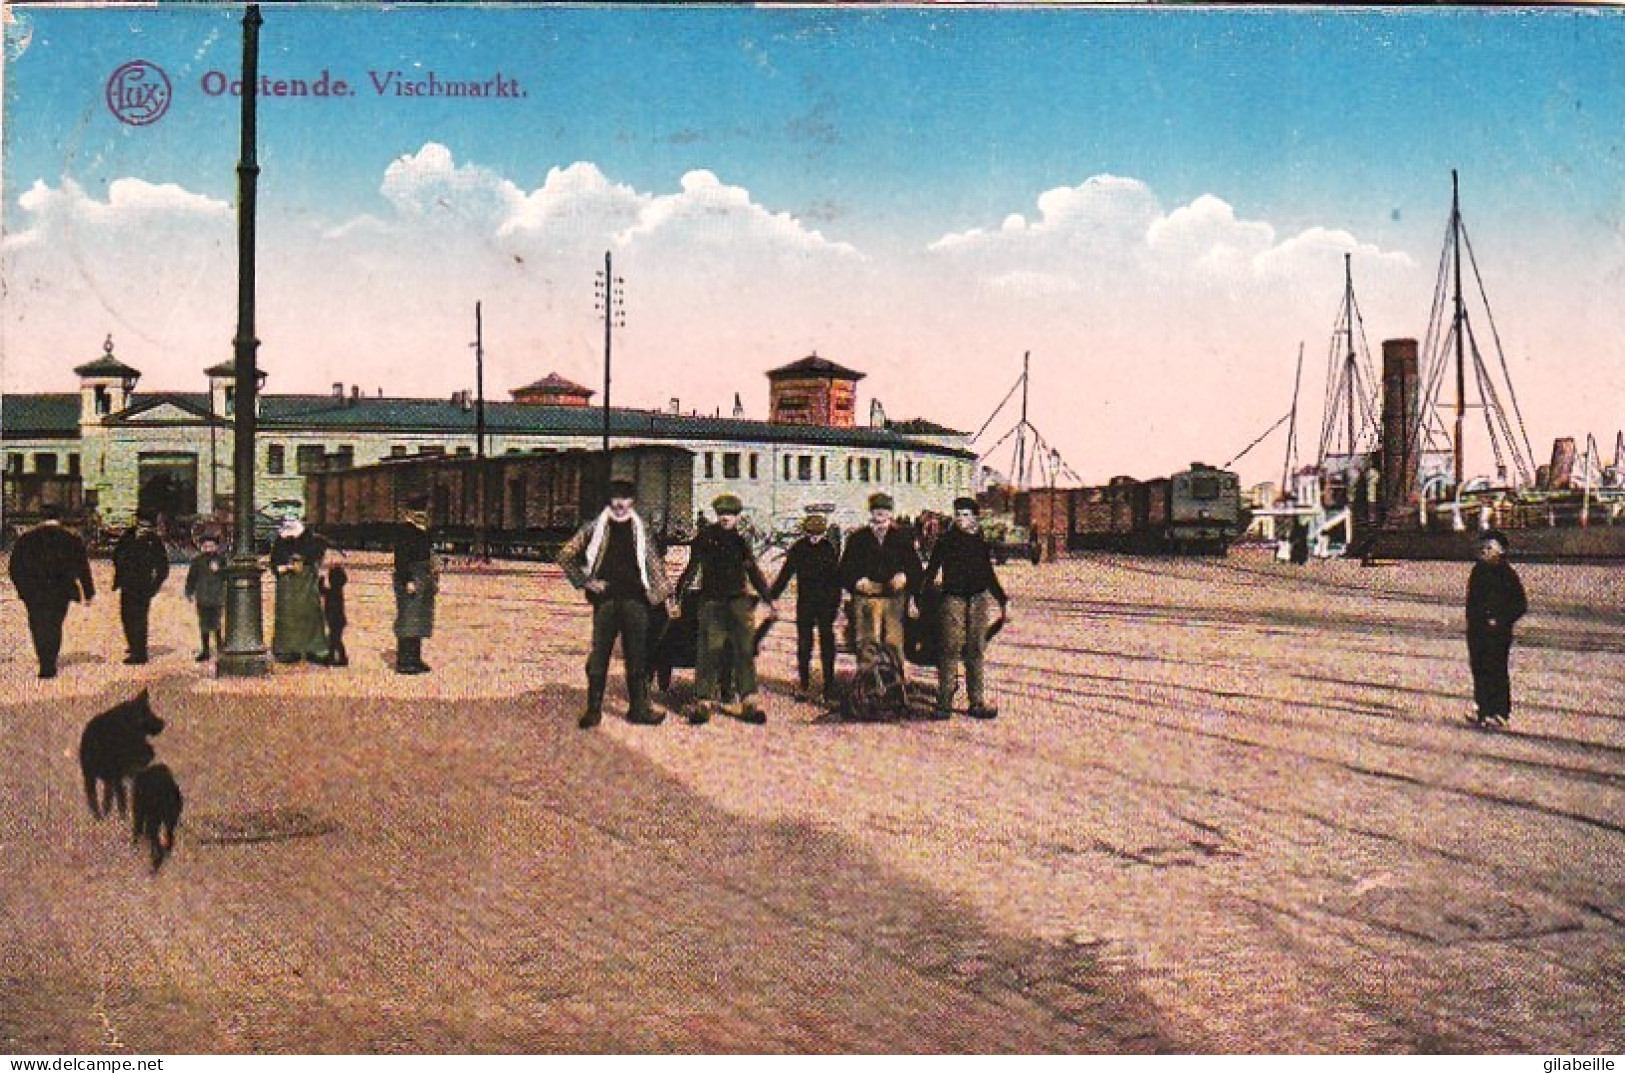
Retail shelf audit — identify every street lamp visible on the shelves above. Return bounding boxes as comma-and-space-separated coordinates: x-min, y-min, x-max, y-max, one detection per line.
217, 3, 270, 677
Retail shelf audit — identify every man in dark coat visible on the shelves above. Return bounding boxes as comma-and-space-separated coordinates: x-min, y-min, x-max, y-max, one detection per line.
1466, 528, 1527, 727
392, 500, 437, 675
559, 479, 673, 727
111, 514, 169, 665
676, 493, 777, 725
839, 492, 922, 674
8, 505, 95, 678
922, 497, 1009, 720
769, 513, 842, 703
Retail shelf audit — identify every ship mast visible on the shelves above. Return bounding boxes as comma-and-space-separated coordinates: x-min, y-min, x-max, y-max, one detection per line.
1344, 253, 1357, 461
1451, 170, 1467, 488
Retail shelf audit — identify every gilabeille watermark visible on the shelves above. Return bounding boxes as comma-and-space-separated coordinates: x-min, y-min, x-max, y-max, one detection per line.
198, 67, 527, 99
105, 60, 172, 125
1544, 1059, 1616, 1072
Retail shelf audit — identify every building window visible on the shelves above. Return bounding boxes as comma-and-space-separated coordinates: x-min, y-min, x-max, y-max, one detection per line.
391, 445, 409, 458
749, 453, 759, 480
6, 453, 24, 474
798, 455, 813, 481
421, 445, 445, 457
94, 385, 111, 416
704, 452, 715, 479
267, 444, 285, 474
334, 446, 355, 471
819, 456, 827, 482
223, 386, 236, 416
783, 455, 792, 481
846, 457, 854, 481
295, 445, 325, 475
723, 452, 741, 480
858, 458, 871, 482
69, 454, 81, 477
34, 454, 57, 476
455, 446, 472, 457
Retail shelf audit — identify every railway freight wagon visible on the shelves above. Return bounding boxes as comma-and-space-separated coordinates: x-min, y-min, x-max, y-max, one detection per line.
305, 446, 693, 558
1064, 462, 1242, 554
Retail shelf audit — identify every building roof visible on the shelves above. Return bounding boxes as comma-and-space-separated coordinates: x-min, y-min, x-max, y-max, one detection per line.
1, 389, 976, 459
887, 417, 966, 437
111, 393, 222, 424
766, 354, 866, 382
72, 355, 143, 379
203, 361, 268, 379
1, 394, 80, 438
513, 372, 594, 398
71, 336, 142, 380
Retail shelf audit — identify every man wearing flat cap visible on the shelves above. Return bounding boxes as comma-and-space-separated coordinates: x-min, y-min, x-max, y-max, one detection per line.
769, 513, 843, 703
392, 498, 438, 674
922, 496, 1009, 719
1465, 528, 1526, 728
676, 492, 777, 724
839, 491, 923, 675
558, 478, 673, 727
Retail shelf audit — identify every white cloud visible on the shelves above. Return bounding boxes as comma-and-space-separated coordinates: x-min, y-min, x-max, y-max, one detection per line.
377, 142, 526, 234
501, 161, 645, 239
617, 169, 858, 257
4, 176, 229, 250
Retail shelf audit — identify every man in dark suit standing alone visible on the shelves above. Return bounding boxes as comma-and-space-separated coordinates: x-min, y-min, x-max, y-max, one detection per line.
111, 513, 170, 665
8, 505, 95, 678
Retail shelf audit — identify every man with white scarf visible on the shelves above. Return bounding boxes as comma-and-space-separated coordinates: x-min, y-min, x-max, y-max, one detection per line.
558, 479, 673, 728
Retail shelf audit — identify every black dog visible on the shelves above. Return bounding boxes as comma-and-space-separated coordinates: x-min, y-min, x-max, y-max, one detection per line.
131, 764, 183, 871
79, 688, 165, 819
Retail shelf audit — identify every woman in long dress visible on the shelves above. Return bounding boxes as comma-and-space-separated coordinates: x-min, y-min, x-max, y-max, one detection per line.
270, 517, 330, 664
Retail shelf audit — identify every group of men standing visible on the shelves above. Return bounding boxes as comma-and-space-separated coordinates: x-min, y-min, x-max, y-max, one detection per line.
557, 483, 1011, 728
7, 501, 438, 679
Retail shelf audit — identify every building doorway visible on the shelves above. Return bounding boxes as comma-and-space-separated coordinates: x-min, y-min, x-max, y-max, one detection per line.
137, 452, 199, 523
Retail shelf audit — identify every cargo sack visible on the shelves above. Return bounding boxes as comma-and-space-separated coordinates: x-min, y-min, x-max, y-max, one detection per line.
844, 644, 908, 721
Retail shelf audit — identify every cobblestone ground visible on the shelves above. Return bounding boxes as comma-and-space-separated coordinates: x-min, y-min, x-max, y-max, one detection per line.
1, 548, 1621, 1053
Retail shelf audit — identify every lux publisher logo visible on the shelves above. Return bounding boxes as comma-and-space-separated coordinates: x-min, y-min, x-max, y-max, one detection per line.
106, 59, 172, 126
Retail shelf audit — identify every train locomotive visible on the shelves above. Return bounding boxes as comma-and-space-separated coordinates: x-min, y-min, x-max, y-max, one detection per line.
1025, 462, 1243, 555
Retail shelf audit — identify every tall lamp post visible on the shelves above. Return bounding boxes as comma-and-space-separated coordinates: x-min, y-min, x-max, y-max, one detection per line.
218, 3, 270, 677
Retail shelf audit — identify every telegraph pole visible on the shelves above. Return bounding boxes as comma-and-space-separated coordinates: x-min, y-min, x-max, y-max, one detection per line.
594, 252, 625, 454
472, 301, 488, 559
218, 3, 269, 677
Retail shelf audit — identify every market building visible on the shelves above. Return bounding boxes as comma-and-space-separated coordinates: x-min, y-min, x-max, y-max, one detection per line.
2, 338, 975, 537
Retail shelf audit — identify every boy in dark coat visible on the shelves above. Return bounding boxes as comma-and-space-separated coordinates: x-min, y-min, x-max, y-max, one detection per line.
1466, 529, 1527, 727
839, 492, 922, 675
769, 513, 843, 702
7, 505, 95, 678
111, 514, 170, 665
320, 551, 350, 667
183, 533, 228, 661
922, 497, 1009, 720
677, 493, 777, 725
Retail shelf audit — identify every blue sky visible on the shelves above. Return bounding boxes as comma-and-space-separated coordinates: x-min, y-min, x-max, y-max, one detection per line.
5, 4, 1623, 484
